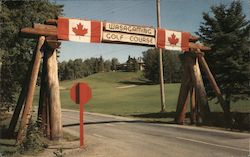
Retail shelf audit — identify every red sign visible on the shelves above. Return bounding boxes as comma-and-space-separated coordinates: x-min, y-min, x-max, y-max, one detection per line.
57, 17, 102, 43
70, 82, 92, 148
70, 82, 92, 105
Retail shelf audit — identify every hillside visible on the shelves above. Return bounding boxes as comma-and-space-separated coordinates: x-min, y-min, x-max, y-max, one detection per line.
33, 72, 249, 118
59, 72, 181, 116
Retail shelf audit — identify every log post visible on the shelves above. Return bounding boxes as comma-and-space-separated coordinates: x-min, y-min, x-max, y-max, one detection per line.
38, 50, 49, 135
196, 51, 231, 125
189, 55, 210, 123
46, 45, 62, 140
46, 99, 51, 137
196, 52, 228, 113
175, 53, 192, 124
16, 36, 45, 144
190, 87, 196, 124
8, 52, 34, 136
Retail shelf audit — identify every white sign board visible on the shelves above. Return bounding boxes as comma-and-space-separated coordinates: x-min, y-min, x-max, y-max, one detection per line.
102, 31, 155, 46
105, 22, 155, 36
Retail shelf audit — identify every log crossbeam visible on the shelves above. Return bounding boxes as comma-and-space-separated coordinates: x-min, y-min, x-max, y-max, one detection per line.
20, 19, 210, 52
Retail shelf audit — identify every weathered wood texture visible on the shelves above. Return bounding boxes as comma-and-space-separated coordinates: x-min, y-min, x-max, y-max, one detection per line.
45, 19, 57, 25
189, 42, 211, 51
190, 56, 210, 123
46, 47, 62, 140
189, 87, 196, 124
8, 54, 34, 135
175, 54, 193, 123
176, 53, 210, 124
197, 53, 227, 113
33, 23, 57, 30
38, 50, 49, 135
16, 36, 45, 144
21, 27, 57, 38
189, 35, 199, 42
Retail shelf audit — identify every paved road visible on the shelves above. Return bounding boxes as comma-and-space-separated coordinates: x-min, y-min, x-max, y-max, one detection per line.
62, 109, 250, 157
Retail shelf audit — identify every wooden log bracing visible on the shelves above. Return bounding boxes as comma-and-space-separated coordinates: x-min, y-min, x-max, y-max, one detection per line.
189, 43, 211, 51
46, 47, 62, 140
21, 27, 57, 38
46, 99, 51, 137
175, 54, 192, 124
33, 23, 57, 31
196, 51, 228, 113
16, 36, 45, 144
46, 40, 61, 49
45, 19, 58, 25
8, 49, 35, 136
38, 50, 49, 135
190, 56, 210, 123
190, 87, 196, 124
176, 53, 210, 124
189, 35, 199, 42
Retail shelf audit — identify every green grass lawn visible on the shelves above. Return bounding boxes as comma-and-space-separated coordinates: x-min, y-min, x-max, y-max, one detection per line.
59, 72, 180, 115
44, 71, 249, 116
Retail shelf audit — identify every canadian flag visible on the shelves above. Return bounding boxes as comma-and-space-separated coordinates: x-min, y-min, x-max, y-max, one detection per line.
57, 17, 102, 43
157, 29, 190, 51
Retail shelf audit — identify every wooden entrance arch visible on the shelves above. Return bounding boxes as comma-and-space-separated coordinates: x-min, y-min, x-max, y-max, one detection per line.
8, 17, 226, 144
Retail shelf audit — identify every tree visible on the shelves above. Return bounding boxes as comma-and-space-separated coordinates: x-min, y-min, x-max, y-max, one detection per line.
143, 49, 160, 83
111, 58, 119, 71
104, 60, 111, 72
0, 1, 63, 110
197, 1, 250, 110
98, 56, 104, 72
163, 51, 182, 83
58, 61, 67, 81
83, 58, 97, 75
73, 59, 84, 79
58, 57, 118, 81
143, 48, 182, 83
126, 56, 139, 72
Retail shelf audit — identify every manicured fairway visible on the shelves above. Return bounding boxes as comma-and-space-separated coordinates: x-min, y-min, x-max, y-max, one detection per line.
54, 72, 249, 116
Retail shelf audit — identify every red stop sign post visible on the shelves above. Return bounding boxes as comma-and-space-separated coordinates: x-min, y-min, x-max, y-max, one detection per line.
70, 82, 92, 148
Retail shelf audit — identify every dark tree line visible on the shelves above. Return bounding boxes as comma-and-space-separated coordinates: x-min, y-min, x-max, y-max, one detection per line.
143, 49, 182, 84
58, 57, 119, 81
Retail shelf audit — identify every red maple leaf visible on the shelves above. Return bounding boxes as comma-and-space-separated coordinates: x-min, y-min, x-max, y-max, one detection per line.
168, 33, 179, 45
72, 23, 88, 36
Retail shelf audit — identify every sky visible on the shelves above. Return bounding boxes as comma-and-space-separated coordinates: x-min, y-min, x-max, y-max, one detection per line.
54, 0, 250, 63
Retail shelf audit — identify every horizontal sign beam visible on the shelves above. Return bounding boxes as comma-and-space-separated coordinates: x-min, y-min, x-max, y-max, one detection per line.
20, 18, 211, 51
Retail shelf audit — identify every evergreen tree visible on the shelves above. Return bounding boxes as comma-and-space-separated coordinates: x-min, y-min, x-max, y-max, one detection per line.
197, 1, 250, 110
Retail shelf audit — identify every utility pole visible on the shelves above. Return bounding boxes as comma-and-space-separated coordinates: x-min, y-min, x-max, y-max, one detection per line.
156, 0, 166, 112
